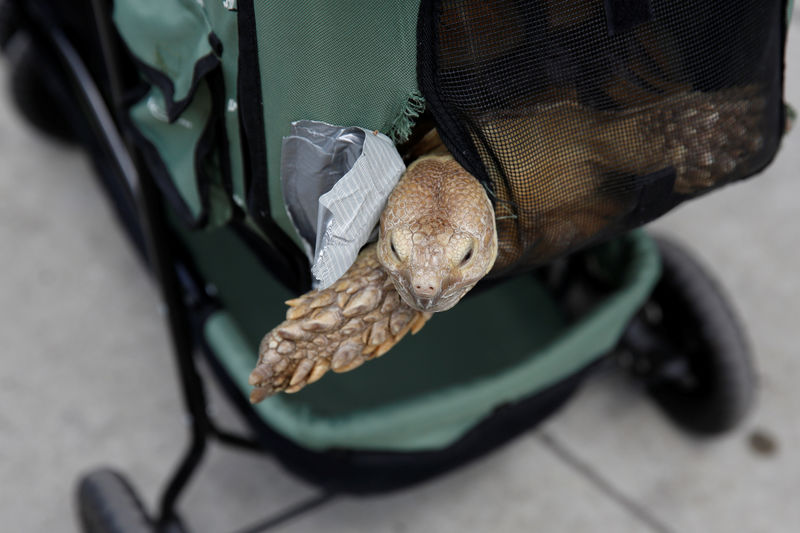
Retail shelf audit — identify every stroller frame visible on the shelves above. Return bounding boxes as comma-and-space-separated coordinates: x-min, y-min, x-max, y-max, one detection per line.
4, 1, 758, 532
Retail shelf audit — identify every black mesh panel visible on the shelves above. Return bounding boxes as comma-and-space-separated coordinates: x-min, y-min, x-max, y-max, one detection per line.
418, 0, 786, 277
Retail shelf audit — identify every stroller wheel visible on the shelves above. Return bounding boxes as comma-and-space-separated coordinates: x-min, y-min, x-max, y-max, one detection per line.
618, 235, 756, 435
5, 31, 77, 143
76, 469, 154, 533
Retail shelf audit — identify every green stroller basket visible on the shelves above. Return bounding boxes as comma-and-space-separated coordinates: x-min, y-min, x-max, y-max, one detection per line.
106, 0, 782, 457
180, 217, 659, 454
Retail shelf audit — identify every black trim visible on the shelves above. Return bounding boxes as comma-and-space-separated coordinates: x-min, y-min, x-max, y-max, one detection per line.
133, 50, 220, 123
236, 0, 311, 293
207, 32, 223, 57
206, 69, 234, 201
235, 0, 267, 223
416, 0, 490, 185
195, 68, 234, 215
603, 0, 654, 37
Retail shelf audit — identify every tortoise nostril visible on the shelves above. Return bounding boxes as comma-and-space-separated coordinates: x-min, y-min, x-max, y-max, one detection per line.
414, 283, 437, 298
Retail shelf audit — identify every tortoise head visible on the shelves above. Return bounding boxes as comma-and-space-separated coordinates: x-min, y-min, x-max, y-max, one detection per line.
377, 155, 497, 312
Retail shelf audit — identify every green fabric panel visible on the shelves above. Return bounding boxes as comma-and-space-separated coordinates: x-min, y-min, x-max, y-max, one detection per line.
113, 0, 216, 104
117, 0, 239, 227
131, 85, 212, 221
130, 83, 233, 226
187, 214, 660, 450
252, 1, 422, 246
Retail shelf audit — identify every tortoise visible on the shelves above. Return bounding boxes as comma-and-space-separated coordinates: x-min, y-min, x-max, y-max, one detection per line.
248, 86, 765, 402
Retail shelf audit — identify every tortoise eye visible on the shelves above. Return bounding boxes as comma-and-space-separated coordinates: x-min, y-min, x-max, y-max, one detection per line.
386, 228, 412, 262
460, 245, 474, 266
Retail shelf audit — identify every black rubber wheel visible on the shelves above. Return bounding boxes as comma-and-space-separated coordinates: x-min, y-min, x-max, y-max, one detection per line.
5, 31, 77, 142
76, 469, 154, 533
619, 236, 756, 435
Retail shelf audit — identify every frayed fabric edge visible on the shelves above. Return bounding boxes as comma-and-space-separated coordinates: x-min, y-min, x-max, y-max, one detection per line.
388, 89, 426, 143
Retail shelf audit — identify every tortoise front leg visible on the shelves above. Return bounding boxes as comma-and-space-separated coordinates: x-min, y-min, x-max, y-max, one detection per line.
249, 245, 431, 402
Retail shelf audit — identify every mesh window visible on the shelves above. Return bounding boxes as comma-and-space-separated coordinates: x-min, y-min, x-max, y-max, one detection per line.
418, 0, 786, 277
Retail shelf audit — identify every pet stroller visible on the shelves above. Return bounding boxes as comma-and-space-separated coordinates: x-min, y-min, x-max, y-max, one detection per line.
1, 0, 789, 531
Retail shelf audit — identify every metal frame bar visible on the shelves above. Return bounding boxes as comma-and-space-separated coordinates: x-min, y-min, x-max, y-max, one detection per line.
84, 1, 212, 529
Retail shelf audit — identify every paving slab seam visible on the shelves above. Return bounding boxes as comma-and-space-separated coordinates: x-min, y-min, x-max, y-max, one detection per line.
538, 431, 675, 533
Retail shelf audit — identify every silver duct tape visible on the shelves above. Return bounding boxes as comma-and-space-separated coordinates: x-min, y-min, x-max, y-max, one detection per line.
281, 121, 405, 288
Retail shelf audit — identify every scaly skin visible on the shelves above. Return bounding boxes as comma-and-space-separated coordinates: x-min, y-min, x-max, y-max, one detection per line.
249, 156, 497, 401
377, 155, 498, 312
248, 244, 432, 402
